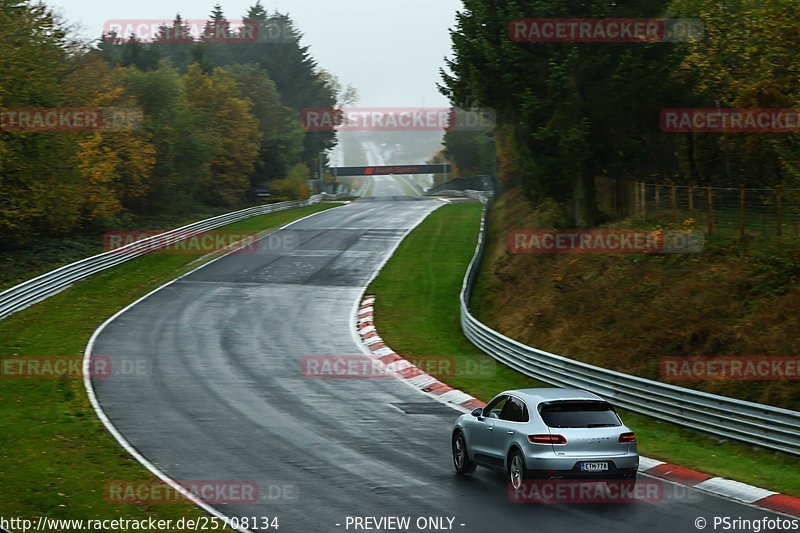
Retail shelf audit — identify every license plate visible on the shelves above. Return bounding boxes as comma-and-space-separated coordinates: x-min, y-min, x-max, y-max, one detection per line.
580, 462, 608, 472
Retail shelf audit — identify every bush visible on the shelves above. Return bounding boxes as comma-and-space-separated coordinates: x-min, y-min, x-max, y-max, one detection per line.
269, 163, 311, 200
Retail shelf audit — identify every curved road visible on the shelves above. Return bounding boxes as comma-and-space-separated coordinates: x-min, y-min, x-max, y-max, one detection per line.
92, 178, 787, 532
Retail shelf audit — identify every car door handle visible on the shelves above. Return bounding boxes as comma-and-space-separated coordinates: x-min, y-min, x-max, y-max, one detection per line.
506, 431, 514, 435
486, 426, 493, 431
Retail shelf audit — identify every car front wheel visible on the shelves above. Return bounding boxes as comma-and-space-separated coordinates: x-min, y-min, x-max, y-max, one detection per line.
452, 431, 476, 474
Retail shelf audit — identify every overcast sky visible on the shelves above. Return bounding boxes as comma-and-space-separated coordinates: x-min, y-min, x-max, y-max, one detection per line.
46, 0, 462, 107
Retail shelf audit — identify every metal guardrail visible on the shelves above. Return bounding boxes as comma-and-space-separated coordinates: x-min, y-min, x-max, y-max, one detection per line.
0, 195, 325, 321
3, 185, 798, 455
455, 190, 800, 456
425, 189, 489, 200
321, 191, 355, 200
426, 175, 497, 197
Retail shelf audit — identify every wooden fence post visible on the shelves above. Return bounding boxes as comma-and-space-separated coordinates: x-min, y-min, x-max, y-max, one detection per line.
671, 184, 677, 223
688, 184, 694, 219
655, 184, 660, 212
706, 185, 714, 234
739, 185, 745, 241
641, 182, 647, 222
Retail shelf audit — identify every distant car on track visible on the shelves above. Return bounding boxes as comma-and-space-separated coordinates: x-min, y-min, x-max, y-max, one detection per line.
451, 388, 639, 489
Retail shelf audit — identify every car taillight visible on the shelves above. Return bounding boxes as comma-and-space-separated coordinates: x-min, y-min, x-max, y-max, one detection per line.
619, 432, 636, 443
528, 434, 567, 445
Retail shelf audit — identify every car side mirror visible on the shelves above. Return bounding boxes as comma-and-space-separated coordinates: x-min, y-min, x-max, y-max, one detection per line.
471, 408, 483, 418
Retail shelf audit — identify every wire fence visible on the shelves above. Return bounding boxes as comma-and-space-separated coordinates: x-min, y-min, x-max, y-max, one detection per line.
596, 177, 800, 239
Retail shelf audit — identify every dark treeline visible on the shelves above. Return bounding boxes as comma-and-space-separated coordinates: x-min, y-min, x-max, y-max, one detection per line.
440, 0, 800, 226
0, 1, 348, 248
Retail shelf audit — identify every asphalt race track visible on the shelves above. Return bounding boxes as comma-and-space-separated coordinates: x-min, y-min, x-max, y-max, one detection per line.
91, 177, 787, 532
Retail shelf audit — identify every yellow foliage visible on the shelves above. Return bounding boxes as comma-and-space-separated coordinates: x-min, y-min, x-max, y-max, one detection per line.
269, 163, 311, 200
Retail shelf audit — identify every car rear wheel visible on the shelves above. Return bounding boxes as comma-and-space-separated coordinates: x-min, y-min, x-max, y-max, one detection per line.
452, 431, 476, 474
508, 450, 527, 489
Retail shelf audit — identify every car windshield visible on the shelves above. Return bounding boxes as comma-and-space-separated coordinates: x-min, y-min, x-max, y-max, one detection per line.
539, 401, 622, 428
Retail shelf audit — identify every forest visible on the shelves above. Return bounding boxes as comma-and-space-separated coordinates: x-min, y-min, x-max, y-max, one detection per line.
440, 0, 800, 226
0, 1, 346, 248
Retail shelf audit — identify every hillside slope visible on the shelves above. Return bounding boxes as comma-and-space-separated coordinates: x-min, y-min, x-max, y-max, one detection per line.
473, 188, 800, 410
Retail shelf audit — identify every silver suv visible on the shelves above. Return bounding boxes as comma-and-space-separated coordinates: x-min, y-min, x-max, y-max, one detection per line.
452, 388, 639, 488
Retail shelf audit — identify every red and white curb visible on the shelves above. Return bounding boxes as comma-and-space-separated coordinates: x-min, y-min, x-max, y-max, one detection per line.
355, 295, 800, 518
636, 457, 800, 517
356, 296, 484, 413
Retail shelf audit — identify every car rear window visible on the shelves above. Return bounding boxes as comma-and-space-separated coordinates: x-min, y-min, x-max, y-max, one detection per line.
539, 401, 621, 428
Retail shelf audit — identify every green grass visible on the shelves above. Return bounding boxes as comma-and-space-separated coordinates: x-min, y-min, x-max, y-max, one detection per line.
368, 203, 538, 398
472, 190, 800, 409
0, 203, 338, 522
367, 202, 800, 496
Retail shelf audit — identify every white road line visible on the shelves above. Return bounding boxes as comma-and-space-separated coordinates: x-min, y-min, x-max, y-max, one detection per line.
83, 206, 345, 533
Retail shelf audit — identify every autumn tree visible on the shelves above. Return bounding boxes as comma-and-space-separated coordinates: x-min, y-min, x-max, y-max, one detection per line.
225, 64, 304, 183
670, 0, 800, 187
0, 0, 83, 245
183, 64, 261, 206
60, 54, 156, 223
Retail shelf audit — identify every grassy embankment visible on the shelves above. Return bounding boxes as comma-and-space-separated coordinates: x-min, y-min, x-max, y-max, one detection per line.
0, 203, 338, 523
368, 200, 800, 496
